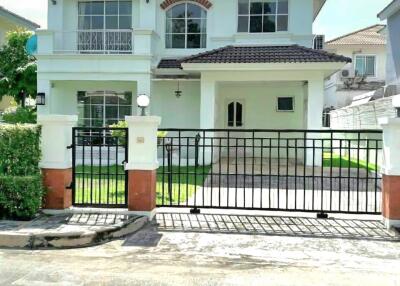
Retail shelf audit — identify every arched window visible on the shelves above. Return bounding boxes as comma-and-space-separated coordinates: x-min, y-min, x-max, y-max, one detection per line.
227, 101, 243, 127
166, 3, 207, 49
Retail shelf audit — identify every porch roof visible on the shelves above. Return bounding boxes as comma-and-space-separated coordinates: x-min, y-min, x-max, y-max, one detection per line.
157, 45, 352, 69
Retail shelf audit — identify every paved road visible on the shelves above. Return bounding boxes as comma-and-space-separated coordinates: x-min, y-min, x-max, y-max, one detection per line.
1, 211, 400, 286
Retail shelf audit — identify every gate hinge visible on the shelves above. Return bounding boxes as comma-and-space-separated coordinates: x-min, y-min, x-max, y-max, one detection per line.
66, 182, 73, 190
66, 144, 74, 150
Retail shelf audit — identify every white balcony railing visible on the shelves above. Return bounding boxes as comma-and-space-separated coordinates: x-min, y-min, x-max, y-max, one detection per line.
53, 29, 133, 54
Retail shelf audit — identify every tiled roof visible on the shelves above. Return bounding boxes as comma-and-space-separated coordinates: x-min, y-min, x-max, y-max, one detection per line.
180, 45, 351, 64
326, 25, 386, 46
157, 45, 351, 69
157, 59, 182, 69
0, 6, 40, 29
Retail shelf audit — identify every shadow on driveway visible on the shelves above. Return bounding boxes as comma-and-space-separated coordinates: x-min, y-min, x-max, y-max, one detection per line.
155, 212, 400, 242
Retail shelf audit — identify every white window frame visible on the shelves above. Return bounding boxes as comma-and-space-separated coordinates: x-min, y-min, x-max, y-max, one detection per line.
237, 0, 289, 33
78, 0, 132, 31
276, 96, 295, 112
77, 90, 133, 127
354, 54, 377, 78
165, 2, 207, 49
225, 99, 245, 128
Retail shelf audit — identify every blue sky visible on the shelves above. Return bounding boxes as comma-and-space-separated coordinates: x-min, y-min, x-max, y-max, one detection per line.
314, 0, 392, 40
0, 0, 392, 40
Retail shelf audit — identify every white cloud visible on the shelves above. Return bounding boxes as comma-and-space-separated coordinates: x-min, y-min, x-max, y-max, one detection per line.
0, 0, 47, 28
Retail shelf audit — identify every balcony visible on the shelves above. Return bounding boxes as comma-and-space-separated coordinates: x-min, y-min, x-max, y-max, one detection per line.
36, 29, 157, 56
36, 28, 158, 77
56, 29, 133, 54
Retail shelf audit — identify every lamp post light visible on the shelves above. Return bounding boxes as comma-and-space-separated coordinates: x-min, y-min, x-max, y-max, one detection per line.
137, 93, 150, 116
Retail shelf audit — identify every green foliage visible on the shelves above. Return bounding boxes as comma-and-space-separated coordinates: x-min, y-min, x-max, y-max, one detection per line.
2, 106, 37, 124
0, 124, 41, 176
0, 29, 37, 104
0, 175, 44, 220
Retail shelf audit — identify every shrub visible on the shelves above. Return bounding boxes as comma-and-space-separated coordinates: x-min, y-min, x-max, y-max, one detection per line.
2, 107, 37, 124
0, 124, 41, 176
0, 175, 44, 220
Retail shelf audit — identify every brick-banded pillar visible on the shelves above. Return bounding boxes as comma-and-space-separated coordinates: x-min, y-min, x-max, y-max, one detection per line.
125, 116, 161, 219
379, 96, 400, 229
38, 115, 78, 210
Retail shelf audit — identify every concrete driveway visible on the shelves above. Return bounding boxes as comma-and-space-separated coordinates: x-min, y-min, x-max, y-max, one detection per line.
1, 210, 400, 286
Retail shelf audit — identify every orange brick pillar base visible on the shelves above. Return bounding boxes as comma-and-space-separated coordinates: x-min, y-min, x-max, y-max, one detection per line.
127, 170, 157, 213
42, 168, 72, 209
382, 175, 400, 228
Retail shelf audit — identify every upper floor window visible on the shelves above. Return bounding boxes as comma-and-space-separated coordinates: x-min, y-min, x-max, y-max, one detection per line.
166, 3, 207, 49
238, 0, 288, 33
78, 1, 132, 30
355, 55, 376, 77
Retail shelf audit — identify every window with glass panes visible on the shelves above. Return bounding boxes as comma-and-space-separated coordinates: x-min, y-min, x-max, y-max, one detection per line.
227, 101, 243, 127
78, 1, 132, 30
166, 3, 207, 49
355, 55, 376, 77
238, 0, 288, 33
77, 91, 133, 127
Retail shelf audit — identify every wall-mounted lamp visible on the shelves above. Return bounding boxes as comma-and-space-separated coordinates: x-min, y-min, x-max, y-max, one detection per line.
51, 0, 57, 5
175, 81, 182, 98
137, 93, 150, 116
393, 95, 400, 118
36, 92, 46, 106
146, 0, 149, 3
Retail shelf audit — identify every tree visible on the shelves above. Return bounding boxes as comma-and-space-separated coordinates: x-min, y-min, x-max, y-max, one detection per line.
0, 29, 37, 106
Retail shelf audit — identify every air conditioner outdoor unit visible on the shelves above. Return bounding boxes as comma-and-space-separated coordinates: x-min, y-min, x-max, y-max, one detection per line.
341, 69, 354, 79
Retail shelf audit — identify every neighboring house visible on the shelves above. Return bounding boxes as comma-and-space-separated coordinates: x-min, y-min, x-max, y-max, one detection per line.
36, 0, 350, 130
0, 6, 40, 112
379, 0, 400, 85
324, 25, 387, 109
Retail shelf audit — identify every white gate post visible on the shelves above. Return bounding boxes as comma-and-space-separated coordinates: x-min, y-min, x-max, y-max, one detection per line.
379, 95, 400, 229
38, 115, 78, 209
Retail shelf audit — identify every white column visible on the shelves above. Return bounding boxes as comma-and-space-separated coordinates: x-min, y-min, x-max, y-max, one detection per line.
38, 115, 78, 169
199, 74, 217, 165
306, 77, 324, 166
200, 74, 216, 129
37, 79, 52, 115
139, 0, 157, 30
125, 116, 161, 171
136, 76, 152, 115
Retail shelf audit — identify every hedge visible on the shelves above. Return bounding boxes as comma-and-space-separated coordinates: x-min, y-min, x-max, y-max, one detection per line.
0, 124, 41, 176
0, 124, 43, 219
0, 175, 44, 220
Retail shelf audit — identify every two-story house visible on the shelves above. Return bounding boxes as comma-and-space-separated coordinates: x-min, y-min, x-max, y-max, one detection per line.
36, 0, 350, 130
324, 25, 387, 109
0, 6, 39, 111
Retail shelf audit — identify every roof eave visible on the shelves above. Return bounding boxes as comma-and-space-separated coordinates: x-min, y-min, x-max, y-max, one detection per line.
313, 0, 326, 21
378, 0, 400, 20
0, 7, 40, 30
181, 62, 348, 72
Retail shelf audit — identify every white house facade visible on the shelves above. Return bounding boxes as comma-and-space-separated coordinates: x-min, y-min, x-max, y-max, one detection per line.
36, 0, 350, 130
324, 25, 387, 109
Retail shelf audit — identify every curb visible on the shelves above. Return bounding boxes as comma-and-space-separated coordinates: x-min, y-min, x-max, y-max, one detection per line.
0, 216, 148, 250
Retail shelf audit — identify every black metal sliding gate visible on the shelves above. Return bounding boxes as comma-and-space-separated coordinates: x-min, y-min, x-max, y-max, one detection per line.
157, 129, 383, 215
71, 127, 128, 208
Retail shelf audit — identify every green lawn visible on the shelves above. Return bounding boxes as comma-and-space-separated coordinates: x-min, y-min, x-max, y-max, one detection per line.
322, 153, 378, 172
156, 165, 211, 205
74, 165, 211, 205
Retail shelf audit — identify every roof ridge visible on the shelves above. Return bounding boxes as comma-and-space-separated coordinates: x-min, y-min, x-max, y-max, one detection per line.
180, 45, 233, 63
326, 24, 386, 44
